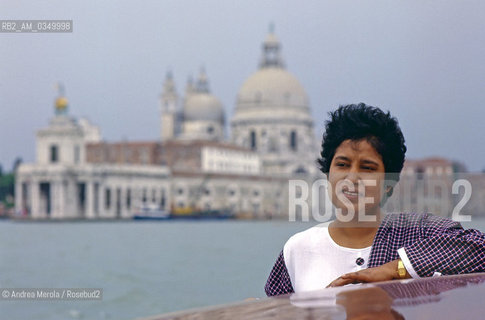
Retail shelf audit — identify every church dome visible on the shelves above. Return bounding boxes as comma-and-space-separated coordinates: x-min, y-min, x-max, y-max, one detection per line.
183, 69, 224, 123
234, 28, 310, 112
230, 27, 318, 176
237, 67, 308, 108
184, 93, 224, 122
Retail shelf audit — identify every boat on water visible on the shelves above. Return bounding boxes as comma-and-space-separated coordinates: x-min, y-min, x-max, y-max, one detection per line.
170, 206, 234, 220
133, 205, 234, 220
133, 204, 171, 220
137, 273, 485, 319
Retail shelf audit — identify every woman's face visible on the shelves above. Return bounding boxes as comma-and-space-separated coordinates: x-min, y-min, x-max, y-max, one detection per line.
328, 139, 387, 220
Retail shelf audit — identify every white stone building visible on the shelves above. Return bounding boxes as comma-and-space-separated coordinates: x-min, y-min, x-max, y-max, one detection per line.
231, 30, 319, 176
161, 69, 225, 142
160, 29, 319, 176
15, 28, 320, 219
16, 95, 171, 219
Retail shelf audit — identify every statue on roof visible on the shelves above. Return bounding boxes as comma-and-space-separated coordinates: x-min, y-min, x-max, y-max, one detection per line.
54, 82, 69, 115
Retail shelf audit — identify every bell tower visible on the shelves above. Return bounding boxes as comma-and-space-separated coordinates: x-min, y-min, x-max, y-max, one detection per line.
160, 71, 179, 141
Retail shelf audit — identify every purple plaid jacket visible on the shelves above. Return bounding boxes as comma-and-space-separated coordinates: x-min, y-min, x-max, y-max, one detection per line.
265, 212, 485, 296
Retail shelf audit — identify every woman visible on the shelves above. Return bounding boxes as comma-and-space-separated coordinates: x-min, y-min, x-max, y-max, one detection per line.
265, 103, 485, 296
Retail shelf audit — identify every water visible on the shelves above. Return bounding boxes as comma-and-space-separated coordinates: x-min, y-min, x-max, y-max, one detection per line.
0, 220, 318, 320
1, 219, 484, 320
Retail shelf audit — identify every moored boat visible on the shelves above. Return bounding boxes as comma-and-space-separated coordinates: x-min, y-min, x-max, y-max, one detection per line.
133, 204, 170, 220
171, 208, 234, 220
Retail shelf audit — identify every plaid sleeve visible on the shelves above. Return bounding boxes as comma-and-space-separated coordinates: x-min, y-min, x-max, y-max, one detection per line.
264, 250, 294, 296
403, 216, 485, 277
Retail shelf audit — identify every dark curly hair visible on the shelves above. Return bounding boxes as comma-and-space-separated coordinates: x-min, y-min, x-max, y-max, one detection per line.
317, 103, 407, 187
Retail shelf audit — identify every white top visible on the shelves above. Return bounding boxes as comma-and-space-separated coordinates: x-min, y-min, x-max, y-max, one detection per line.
283, 221, 372, 292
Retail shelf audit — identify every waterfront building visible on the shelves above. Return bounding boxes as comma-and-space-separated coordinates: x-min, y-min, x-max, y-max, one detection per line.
15, 29, 317, 219
15, 92, 171, 219
383, 157, 485, 218
231, 29, 319, 176
15, 29, 485, 220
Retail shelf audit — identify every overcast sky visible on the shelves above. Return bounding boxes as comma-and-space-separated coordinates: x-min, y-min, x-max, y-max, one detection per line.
1, 0, 484, 172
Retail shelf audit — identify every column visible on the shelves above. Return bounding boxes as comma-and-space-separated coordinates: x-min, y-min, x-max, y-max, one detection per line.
86, 182, 95, 219
98, 184, 106, 218
64, 180, 74, 218
15, 178, 23, 215
31, 179, 40, 218
49, 181, 55, 218
58, 180, 67, 218
51, 180, 60, 218
120, 187, 128, 219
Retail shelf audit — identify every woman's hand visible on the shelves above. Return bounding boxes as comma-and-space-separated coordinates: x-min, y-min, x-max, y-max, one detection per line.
327, 259, 409, 287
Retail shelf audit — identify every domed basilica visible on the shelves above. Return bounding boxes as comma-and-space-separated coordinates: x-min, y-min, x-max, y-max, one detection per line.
15, 29, 321, 220
160, 28, 318, 176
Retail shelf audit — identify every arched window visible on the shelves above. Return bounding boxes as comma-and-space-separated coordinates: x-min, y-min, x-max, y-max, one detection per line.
290, 130, 297, 151
105, 188, 111, 210
142, 188, 147, 203
126, 188, 131, 209
50, 145, 59, 163
250, 130, 257, 150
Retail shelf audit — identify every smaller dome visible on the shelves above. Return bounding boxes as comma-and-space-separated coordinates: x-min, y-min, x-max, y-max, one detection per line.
184, 93, 224, 122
